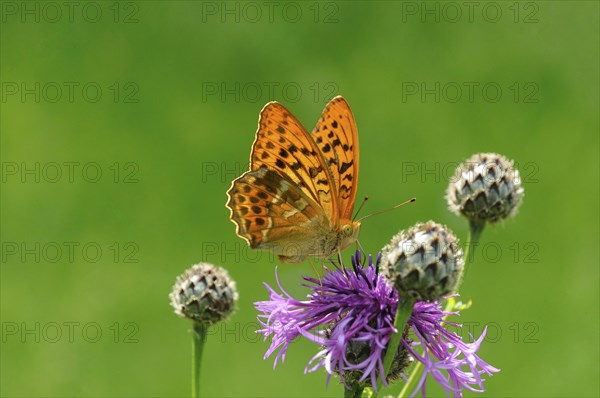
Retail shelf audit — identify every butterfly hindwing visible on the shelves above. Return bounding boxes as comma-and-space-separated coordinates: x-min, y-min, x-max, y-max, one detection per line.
226, 166, 326, 253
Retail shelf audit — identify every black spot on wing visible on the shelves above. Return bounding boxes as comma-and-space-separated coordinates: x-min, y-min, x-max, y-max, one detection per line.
340, 161, 353, 174
340, 184, 352, 199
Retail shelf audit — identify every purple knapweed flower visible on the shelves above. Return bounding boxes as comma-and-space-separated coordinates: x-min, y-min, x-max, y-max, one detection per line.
255, 251, 499, 397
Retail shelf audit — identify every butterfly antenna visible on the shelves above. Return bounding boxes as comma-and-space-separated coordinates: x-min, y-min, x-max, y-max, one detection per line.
352, 196, 369, 221
357, 197, 416, 222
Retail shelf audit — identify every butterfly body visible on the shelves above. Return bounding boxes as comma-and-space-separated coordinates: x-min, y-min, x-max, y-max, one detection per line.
226, 96, 360, 263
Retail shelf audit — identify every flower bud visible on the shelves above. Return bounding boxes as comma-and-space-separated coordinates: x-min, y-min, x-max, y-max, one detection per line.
447, 152, 524, 223
170, 263, 238, 325
381, 221, 464, 301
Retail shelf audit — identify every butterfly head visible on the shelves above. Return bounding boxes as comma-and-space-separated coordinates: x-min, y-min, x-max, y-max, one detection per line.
339, 221, 361, 251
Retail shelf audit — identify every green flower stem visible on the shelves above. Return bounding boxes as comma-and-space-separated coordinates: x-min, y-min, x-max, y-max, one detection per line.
192, 322, 207, 398
397, 360, 423, 397
344, 385, 365, 398
376, 295, 415, 395
456, 219, 485, 292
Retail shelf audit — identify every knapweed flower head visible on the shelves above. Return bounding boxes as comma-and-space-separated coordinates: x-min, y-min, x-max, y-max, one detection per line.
382, 221, 464, 302
255, 251, 499, 396
256, 252, 404, 389
170, 262, 238, 325
447, 153, 524, 224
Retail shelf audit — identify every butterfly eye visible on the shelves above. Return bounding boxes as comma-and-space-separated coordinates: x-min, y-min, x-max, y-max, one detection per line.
342, 224, 353, 237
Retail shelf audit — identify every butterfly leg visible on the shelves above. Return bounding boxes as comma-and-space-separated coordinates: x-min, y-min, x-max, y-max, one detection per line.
308, 257, 322, 283
356, 240, 368, 265
337, 248, 345, 268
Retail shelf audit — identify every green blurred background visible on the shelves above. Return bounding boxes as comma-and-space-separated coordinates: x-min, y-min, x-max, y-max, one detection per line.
1, 1, 598, 397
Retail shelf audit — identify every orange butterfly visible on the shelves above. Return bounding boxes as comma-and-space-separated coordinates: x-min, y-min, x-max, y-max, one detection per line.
226, 96, 360, 263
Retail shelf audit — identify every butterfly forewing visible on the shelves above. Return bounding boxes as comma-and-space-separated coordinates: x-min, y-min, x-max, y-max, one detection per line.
311, 96, 359, 221
249, 102, 339, 224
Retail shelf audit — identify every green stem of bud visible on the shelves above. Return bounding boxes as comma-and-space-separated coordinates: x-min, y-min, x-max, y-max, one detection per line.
456, 219, 485, 292
376, 295, 415, 396
344, 384, 365, 398
192, 322, 207, 398
397, 359, 423, 397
